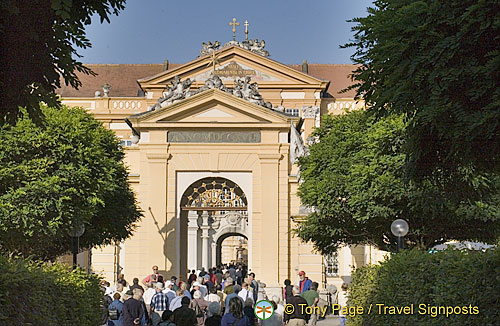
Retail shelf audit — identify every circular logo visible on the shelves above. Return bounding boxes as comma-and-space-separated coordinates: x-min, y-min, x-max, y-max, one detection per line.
254, 300, 274, 320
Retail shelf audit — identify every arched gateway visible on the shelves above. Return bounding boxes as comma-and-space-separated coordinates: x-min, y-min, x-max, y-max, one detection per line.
179, 177, 249, 272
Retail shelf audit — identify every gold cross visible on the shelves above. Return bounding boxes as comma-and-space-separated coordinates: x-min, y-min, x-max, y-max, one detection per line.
229, 18, 240, 41
244, 20, 249, 40
206, 51, 220, 72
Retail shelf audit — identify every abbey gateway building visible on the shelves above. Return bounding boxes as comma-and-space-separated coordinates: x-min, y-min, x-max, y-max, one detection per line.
58, 36, 386, 293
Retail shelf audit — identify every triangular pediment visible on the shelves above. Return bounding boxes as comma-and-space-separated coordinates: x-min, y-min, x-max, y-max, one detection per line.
137, 46, 327, 91
195, 108, 234, 118
128, 88, 298, 129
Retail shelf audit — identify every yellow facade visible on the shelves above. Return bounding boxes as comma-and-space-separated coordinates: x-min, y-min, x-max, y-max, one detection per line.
62, 45, 386, 292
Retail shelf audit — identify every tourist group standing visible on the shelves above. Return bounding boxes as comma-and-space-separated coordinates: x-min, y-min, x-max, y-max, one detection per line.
101, 265, 330, 326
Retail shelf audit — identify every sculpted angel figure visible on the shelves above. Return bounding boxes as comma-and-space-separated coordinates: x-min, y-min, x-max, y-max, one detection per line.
183, 78, 194, 98
232, 78, 244, 98
158, 76, 180, 107
248, 82, 265, 106
200, 41, 221, 56
213, 75, 228, 92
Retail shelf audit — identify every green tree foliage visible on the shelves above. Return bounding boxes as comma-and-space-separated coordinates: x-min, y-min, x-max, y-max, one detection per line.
0, 255, 102, 325
0, 0, 126, 124
344, 0, 500, 181
347, 249, 500, 326
0, 105, 142, 260
296, 111, 500, 254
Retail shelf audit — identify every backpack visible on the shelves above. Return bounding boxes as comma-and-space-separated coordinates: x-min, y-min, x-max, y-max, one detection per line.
108, 307, 120, 320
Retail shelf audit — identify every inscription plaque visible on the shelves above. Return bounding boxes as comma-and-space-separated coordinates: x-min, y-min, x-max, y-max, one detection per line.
213, 62, 256, 78
168, 131, 261, 143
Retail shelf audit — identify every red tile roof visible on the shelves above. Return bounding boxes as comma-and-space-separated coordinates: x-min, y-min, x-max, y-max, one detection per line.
288, 64, 357, 98
56, 62, 357, 98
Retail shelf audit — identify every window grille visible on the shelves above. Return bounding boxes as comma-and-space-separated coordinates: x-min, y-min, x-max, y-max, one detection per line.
325, 252, 339, 277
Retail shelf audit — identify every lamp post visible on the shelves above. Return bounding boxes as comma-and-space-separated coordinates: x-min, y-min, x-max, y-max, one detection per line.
391, 219, 409, 252
68, 223, 85, 270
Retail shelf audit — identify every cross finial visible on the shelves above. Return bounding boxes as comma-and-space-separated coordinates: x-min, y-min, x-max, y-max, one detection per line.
229, 18, 240, 41
206, 51, 220, 72
244, 20, 249, 40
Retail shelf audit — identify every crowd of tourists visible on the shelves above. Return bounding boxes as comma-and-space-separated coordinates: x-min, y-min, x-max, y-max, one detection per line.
100, 264, 345, 326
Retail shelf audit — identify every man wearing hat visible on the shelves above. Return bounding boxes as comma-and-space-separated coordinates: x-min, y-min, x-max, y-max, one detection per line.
205, 302, 222, 326
151, 283, 170, 326
162, 280, 176, 303
298, 271, 312, 294
203, 274, 213, 291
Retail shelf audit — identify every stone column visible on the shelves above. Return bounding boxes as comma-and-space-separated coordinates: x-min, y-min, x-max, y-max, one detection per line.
187, 211, 199, 271
211, 243, 217, 267
200, 211, 210, 269
340, 245, 352, 283
302, 106, 320, 140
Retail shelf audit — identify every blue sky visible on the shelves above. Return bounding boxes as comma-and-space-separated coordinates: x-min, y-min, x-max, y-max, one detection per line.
78, 0, 374, 65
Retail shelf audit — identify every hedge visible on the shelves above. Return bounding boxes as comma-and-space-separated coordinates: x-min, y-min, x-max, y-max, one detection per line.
0, 255, 102, 325
346, 249, 500, 326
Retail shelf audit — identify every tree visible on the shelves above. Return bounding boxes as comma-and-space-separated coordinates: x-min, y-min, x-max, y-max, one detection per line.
296, 110, 500, 254
344, 0, 500, 181
0, 105, 142, 260
0, 0, 126, 124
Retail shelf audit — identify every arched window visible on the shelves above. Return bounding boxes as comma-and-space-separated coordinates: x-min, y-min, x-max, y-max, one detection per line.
182, 177, 247, 209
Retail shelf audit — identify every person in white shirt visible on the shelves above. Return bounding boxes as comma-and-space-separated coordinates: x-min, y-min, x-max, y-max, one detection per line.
162, 280, 176, 302
205, 286, 221, 303
337, 283, 349, 326
238, 282, 251, 301
143, 282, 156, 315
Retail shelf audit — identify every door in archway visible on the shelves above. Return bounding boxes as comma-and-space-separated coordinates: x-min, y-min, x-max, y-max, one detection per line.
216, 233, 248, 266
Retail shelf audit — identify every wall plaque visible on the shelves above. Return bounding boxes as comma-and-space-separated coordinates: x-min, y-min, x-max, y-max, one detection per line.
193, 61, 281, 82
213, 62, 256, 78
167, 131, 261, 143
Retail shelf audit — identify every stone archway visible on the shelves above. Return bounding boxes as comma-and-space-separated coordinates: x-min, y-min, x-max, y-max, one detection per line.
215, 232, 248, 266
179, 177, 248, 271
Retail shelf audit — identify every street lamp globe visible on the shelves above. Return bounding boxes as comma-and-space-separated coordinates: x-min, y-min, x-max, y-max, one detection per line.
68, 223, 85, 270
68, 223, 85, 238
131, 134, 140, 144
391, 219, 409, 237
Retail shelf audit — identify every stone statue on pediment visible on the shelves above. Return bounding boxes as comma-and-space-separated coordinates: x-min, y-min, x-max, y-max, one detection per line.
232, 79, 244, 98
151, 75, 275, 111
198, 74, 229, 93
200, 41, 221, 56
248, 83, 264, 106
223, 38, 270, 57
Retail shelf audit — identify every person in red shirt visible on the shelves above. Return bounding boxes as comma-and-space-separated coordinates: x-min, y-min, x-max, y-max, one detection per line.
142, 265, 164, 285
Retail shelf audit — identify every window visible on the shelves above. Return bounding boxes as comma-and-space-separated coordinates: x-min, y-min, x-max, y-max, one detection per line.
119, 140, 133, 147
325, 252, 339, 277
285, 108, 300, 116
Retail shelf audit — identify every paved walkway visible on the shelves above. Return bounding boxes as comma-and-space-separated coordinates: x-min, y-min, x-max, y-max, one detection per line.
316, 314, 340, 325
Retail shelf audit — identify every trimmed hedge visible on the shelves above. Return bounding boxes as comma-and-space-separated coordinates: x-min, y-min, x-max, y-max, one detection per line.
0, 255, 102, 325
347, 249, 500, 326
